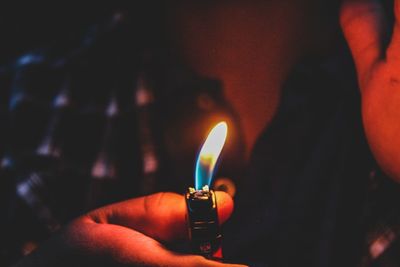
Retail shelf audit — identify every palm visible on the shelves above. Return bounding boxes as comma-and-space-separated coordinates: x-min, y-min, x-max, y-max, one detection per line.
362, 62, 400, 180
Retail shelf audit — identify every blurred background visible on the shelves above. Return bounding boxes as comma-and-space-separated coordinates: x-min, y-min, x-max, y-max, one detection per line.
1, 1, 398, 266
0, 2, 245, 265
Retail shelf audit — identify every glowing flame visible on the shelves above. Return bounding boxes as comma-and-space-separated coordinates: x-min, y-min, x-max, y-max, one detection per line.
195, 121, 228, 190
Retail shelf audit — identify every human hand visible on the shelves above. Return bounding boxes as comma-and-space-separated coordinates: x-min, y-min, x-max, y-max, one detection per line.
13, 192, 246, 267
341, 0, 400, 182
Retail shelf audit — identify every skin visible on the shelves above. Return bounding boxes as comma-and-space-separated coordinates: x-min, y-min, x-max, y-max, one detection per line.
13, 0, 400, 266
166, 0, 316, 158
169, 0, 400, 183
13, 192, 245, 267
340, 0, 400, 182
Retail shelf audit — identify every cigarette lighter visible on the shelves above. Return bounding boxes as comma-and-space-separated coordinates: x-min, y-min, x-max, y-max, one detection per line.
186, 185, 221, 259
185, 121, 227, 260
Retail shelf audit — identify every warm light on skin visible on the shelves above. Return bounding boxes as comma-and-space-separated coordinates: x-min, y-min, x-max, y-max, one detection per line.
195, 121, 228, 190
167, 2, 314, 159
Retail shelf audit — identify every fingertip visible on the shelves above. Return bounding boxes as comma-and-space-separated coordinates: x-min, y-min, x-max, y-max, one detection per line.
155, 191, 234, 225
339, 0, 386, 89
215, 191, 234, 224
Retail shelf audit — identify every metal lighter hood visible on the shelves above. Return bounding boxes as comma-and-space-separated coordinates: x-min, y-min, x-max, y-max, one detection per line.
185, 186, 222, 259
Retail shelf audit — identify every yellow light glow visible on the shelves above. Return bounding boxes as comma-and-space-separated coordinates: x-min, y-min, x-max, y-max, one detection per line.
195, 121, 228, 189
199, 122, 227, 162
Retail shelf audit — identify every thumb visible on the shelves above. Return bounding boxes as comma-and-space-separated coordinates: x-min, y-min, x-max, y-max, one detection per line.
340, 0, 386, 89
85, 191, 234, 242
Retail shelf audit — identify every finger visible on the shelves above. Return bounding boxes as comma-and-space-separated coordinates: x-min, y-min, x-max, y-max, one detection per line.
340, 0, 387, 88
83, 191, 234, 242
63, 222, 247, 267
387, 1, 400, 63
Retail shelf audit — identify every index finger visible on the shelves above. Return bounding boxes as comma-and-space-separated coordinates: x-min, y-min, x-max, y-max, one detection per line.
83, 191, 234, 243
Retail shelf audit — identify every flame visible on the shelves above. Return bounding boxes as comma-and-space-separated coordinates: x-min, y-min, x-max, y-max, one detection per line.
195, 121, 228, 190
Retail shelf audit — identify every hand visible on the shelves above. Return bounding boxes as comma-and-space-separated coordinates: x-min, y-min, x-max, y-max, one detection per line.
340, 0, 400, 182
13, 192, 246, 267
